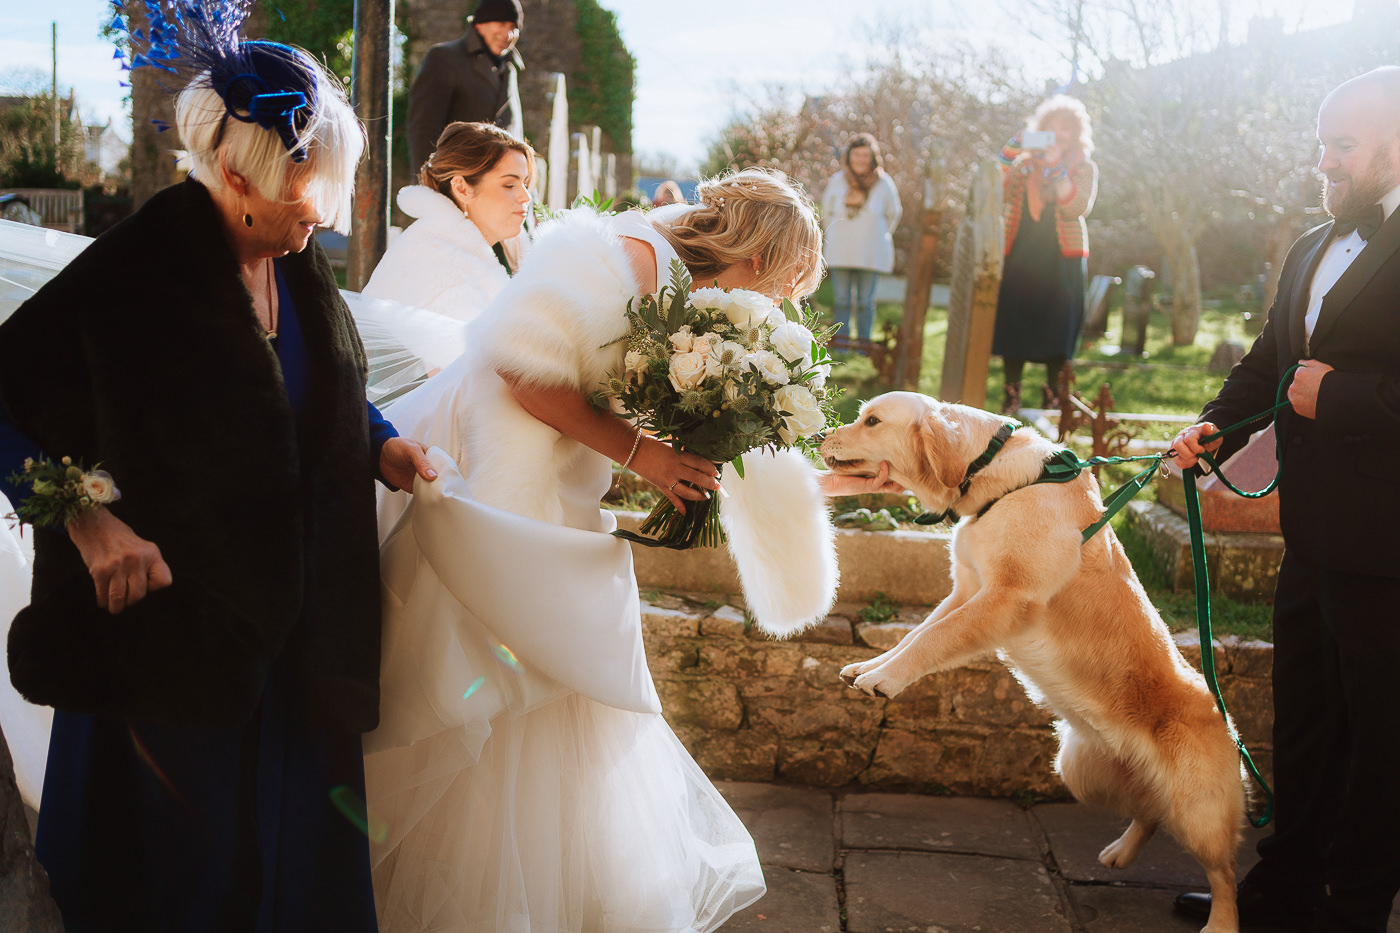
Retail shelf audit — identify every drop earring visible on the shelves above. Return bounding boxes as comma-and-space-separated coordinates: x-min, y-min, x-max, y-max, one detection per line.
240, 196, 253, 228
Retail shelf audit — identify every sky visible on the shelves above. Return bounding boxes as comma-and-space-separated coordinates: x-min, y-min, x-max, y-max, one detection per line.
1, 0, 1358, 164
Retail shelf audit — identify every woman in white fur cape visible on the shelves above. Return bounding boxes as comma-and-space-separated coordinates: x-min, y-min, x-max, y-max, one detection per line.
362, 122, 533, 324
364, 169, 842, 932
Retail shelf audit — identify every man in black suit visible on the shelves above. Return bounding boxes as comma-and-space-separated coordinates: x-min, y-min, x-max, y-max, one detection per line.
406, 0, 524, 176
1172, 66, 1400, 933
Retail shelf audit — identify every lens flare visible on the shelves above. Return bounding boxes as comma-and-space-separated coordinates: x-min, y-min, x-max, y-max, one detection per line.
493, 643, 521, 670
330, 785, 388, 844
462, 675, 487, 699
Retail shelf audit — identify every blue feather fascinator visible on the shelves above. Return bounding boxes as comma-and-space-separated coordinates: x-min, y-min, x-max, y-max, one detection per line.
110, 0, 319, 162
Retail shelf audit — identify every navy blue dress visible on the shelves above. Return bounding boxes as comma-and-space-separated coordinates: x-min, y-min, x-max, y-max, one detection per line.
1, 262, 396, 932
991, 189, 1086, 361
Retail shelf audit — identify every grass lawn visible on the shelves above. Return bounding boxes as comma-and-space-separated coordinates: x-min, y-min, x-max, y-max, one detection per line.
815, 284, 1276, 638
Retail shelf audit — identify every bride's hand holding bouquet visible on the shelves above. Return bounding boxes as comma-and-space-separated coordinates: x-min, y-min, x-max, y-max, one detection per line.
600, 261, 840, 549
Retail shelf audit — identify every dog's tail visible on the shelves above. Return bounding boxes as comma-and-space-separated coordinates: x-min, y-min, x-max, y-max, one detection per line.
719, 448, 838, 637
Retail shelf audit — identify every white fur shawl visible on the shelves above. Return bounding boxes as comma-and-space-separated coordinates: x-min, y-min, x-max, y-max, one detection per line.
362, 185, 510, 324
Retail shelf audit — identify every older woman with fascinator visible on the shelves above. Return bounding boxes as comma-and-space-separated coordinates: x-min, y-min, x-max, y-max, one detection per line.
0, 3, 434, 929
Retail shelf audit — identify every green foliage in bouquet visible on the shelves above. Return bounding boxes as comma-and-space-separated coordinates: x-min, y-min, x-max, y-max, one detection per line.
597, 261, 842, 548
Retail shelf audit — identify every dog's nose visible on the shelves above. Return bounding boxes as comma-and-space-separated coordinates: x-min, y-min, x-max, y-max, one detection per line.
811, 431, 827, 445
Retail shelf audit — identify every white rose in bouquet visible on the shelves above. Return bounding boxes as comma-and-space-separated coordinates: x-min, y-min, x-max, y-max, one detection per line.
693, 332, 722, 358
668, 325, 695, 353
624, 349, 649, 384
765, 305, 789, 329
774, 385, 825, 444
668, 351, 708, 391
724, 290, 774, 330
688, 288, 731, 314
744, 349, 791, 386
771, 321, 816, 364
81, 470, 121, 505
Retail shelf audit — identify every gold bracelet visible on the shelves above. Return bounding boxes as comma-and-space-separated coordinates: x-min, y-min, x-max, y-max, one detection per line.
619, 426, 644, 473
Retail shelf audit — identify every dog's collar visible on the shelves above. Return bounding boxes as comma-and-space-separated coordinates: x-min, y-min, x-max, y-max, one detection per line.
914, 421, 1019, 525
915, 446, 1082, 526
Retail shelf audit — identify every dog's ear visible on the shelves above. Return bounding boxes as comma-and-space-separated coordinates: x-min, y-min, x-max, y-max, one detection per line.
911, 411, 966, 491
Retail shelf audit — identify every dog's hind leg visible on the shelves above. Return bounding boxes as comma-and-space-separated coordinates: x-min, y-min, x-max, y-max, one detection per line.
1099, 818, 1158, 869
1056, 723, 1163, 869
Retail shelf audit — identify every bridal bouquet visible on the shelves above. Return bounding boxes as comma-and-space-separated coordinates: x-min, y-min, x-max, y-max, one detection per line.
599, 260, 840, 549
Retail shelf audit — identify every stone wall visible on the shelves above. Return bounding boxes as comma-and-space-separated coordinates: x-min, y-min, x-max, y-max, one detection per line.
640, 592, 1277, 803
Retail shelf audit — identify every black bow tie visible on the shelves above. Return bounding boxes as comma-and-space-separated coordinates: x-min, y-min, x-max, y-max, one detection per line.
1333, 204, 1384, 241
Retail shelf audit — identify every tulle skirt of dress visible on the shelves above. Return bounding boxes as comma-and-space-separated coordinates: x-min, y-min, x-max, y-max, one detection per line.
370, 696, 763, 933
364, 451, 764, 932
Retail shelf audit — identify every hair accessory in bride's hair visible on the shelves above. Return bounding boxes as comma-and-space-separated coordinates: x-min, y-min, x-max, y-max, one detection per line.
110, 0, 318, 162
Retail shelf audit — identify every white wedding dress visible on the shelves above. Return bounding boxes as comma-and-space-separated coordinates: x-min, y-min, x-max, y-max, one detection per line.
363, 212, 765, 932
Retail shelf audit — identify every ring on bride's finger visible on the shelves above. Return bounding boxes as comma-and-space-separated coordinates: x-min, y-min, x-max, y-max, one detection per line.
668, 481, 679, 492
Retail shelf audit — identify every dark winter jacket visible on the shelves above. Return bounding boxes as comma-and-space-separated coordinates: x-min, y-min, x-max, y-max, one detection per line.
0, 178, 383, 732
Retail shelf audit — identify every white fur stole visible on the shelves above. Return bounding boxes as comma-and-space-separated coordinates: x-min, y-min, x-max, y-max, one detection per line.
719, 448, 839, 637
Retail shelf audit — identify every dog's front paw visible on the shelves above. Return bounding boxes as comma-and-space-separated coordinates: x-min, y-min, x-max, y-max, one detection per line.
839, 661, 868, 687
851, 667, 908, 699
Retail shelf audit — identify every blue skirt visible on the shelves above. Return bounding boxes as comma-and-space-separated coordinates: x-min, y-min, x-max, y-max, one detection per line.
35, 657, 377, 933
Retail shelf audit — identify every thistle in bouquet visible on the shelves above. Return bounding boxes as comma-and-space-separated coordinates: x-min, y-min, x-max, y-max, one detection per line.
598, 260, 842, 549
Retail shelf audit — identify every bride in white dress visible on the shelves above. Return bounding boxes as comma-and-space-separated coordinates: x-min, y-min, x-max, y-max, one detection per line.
363, 168, 830, 932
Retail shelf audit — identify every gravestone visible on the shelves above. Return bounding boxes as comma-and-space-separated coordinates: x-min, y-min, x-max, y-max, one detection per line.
940, 159, 1004, 407
1122, 265, 1156, 357
1081, 274, 1119, 340
545, 73, 570, 211
571, 131, 595, 205
1209, 340, 1247, 374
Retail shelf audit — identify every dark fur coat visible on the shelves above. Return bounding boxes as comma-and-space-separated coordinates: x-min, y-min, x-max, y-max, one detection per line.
0, 179, 383, 732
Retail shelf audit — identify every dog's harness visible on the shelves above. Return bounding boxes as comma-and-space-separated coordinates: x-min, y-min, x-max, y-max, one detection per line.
913, 423, 1084, 525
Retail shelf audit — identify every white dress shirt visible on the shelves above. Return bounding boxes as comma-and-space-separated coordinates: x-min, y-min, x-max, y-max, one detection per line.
1305, 184, 1400, 352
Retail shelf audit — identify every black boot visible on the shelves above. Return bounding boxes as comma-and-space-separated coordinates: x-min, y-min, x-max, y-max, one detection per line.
1173, 881, 1319, 931
1000, 383, 1021, 415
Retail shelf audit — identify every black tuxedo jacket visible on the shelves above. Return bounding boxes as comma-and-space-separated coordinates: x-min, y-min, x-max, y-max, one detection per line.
1202, 210, 1400, 578
407, 26, 523, 176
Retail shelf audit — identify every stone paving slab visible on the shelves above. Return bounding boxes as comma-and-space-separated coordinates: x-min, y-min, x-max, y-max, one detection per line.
718, 782, 835, 872
844, 851, 1071, 933
841, 793, 1041, 860
1067, 883, 1205, 932
717, 866, 841, 933
1034, 802, 1265, 886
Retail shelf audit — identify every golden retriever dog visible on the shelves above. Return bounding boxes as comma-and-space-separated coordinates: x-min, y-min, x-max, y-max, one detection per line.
821, 392, 1244, 933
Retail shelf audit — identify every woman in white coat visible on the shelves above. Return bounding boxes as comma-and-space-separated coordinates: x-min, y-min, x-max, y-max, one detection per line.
820, 133, 902, 344
363, 121, 534, 323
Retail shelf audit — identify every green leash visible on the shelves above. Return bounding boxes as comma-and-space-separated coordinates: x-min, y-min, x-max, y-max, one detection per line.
1076, 364, 1299, 828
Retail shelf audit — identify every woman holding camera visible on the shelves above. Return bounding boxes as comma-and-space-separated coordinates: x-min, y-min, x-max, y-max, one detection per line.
992, 96, 1098, 413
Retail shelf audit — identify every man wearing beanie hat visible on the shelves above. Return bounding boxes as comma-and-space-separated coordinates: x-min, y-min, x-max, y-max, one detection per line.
407, 0, 524, 176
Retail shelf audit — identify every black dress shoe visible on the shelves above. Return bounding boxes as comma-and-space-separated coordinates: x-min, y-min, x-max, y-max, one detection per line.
1174, 884, 1316, 930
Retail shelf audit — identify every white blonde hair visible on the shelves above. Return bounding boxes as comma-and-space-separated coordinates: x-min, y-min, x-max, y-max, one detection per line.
654, 168, 825, 300
175, 53, 364, 233
1029, 95, 1094, 157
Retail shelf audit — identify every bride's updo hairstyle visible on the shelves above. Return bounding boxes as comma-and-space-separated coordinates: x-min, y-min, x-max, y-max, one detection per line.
175, 45, 364, 234
655, 168, 824, 300
420, 121, 537, 200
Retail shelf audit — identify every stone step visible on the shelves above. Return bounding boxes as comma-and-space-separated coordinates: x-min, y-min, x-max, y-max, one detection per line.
617, 510, 954, 608
1123, 499, 1284, 600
